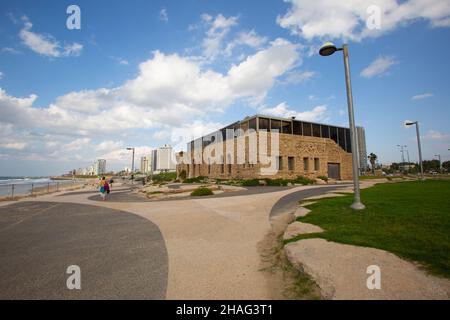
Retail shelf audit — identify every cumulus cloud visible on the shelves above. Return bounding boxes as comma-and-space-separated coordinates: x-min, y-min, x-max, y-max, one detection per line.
259, 102, 329, 122
0, 142, 27, 150
360, 56, 398, 78
277, 0, 450, 41
412, 92, 433, 100
19, 16, 82, 57
202, 13, 239, 60
159, 9, 169, 23
422, 130, 450, 140
225, 30, 268, 56
0, 38, 299, 163
282, 70, 317, 84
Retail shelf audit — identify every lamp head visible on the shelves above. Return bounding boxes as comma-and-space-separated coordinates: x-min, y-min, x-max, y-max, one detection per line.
405, 121, 415, 126
319, 42, 338, 56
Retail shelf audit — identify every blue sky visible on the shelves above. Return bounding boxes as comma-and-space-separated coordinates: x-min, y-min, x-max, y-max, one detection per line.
1, 0, 450, 176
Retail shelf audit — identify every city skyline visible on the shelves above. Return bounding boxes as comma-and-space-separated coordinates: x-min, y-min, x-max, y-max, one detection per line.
1, 0, 450, 176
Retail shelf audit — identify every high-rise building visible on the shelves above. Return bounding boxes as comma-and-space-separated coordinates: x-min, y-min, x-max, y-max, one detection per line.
94, 159, 106, 175
356, 126, 368, 174
156, 145, 176, 172
140, 156, 152, 174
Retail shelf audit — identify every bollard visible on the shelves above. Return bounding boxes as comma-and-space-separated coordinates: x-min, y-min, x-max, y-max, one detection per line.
11, 184, 15, 200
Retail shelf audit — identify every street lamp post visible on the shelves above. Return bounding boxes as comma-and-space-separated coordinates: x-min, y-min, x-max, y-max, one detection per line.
126, 147, 135, 184
319, 42, 365, 210
405, 121, 424, 180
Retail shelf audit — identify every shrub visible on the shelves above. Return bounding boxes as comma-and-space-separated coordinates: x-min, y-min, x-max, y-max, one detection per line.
293, 176, 316, 185
184, 176, 208, 183
317, 175, 329, 182
265, 178, 290, 186
241, 179, 260, 186
191, 187, 214, 196
152, 172, 177, 184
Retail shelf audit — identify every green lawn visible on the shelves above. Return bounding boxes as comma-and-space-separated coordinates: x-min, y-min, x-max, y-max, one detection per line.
286, 180, 450, 278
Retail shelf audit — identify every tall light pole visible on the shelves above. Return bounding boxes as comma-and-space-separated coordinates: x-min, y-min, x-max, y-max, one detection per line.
435, 154, 442, 173
405, 121, 424, 180
320, 42, 365, 210
126, 147, 135, 184
397, 144, 407, 173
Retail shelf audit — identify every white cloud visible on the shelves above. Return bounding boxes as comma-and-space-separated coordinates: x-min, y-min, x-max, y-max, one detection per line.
423, 130, 450, 140
0, 38, 299, 162
202, 13, 239, 60
259, 102, 329, 122
282, 70, 317, 84
277, 0, 450, 41
225, 30, 268, 56
0, 72, 3, 80
360, 56, 398, 78
412, 93, 433, 100
111, 56, 129, 65
0, 142, 27, 150
1, 47, 20, 54
19, 16, 82, 57
96, 140, 124, 152
159, 9, 169, 23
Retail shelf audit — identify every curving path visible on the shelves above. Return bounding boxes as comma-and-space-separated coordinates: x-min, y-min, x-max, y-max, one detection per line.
0, 201, 168, 299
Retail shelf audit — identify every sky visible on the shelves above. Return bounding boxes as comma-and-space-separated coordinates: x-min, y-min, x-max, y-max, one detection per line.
0, 0, 450, 176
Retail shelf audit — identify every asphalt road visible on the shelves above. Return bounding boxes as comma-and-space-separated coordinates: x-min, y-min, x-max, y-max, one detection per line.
269, 185, 350, 218
0, 201, 168, 299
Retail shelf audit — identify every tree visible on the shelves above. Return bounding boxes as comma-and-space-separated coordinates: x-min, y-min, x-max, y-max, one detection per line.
368, 153, 377, 174
443, 160, 450, 172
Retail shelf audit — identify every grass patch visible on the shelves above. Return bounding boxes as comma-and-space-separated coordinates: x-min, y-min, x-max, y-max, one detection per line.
190, 186, 214, 196
286, 180, 450, 278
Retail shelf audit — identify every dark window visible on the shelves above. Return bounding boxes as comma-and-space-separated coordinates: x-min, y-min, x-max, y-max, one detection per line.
277, 156, 283, 170
281, 121, 291, 134
270, 119, 281, 132
220, 128, 226, 141
249, 118, 257, 130
345, 129, 352, 153
293, 121, 302, 135
259, 117, 269, 130
314, 158, 320, 171
312, 124, 321, 137
303, 157, 309, 171
288, 157, 294, 170
338, 127, 346, 150
321, 125, 330, 138
330, 126, 338, 143
303, 122, 312, 136
227, 164, 232, 174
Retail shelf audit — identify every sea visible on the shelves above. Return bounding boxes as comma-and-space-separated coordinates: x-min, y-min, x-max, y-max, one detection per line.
0, 176, 75, 197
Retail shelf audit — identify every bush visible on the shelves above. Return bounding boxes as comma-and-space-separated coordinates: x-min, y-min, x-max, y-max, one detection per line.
241, 179, 260, 186
293, 176, 315, 185
152, 172, 177, 184
265, 178, 290, 186
317, 175, 328, 182
190, 187, 214, 196
184, 176, 208, 183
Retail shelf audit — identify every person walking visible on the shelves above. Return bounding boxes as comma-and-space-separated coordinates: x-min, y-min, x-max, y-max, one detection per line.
99, 176, 107, 201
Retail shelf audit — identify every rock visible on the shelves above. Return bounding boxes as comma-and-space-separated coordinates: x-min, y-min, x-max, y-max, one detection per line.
283, 222, 324, 240
315, 178, 327, 185
285, 239, 450, 300
294, 207, 311, 218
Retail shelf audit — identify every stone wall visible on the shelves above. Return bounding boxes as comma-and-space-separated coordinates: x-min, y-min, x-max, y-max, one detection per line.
176, 132, 353, 180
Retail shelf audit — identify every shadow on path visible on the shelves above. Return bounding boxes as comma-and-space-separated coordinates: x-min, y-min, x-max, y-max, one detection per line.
0, 201, 168, 299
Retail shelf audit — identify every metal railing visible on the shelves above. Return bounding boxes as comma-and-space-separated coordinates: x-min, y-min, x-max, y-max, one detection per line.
0, 180, 85, 200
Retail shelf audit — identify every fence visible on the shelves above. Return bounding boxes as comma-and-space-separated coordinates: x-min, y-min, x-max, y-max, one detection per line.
0, 180, 86, 200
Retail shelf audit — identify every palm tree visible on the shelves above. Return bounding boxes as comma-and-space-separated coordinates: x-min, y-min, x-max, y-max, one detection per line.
368, 153, 377, 174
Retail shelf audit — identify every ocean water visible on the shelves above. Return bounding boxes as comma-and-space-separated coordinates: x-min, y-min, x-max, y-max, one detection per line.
0, 177, 75, 197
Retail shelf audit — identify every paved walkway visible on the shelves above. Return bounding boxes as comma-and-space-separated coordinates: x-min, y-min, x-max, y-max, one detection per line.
0, 201, 167, 299
0, 184, 336, 299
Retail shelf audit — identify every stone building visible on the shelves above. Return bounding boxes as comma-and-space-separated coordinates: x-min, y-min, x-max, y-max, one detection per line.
176, 115, 355, 181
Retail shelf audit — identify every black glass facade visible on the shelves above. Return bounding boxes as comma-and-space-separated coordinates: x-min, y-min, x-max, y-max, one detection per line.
192, 116, 352, 153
